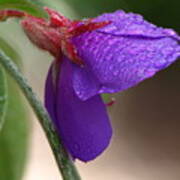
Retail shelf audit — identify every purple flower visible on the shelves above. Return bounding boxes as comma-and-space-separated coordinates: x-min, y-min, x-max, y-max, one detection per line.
45, 59, 112, 162
2, 8, 179, 162
44, 10, 179, 162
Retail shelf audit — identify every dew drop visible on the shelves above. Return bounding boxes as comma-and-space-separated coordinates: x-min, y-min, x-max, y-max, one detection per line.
98, 89, 104, 93
76, 91, 80, 95
155, 59, 167, 68
145, 68, 156, 77
164, 29, 176, 36
109, 65, 113, 71
74, 143, 80, 151
113, 70, 119, 76
117, 57, 122, 62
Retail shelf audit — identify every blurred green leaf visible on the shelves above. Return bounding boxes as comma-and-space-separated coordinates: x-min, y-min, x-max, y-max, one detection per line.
125, 0, 180, 30
0, 66, 7, 131
42, 0, 78, 18
0, 0, 47, 17
0, 74, 29, 180
0, 38, 29, 180
102, 94, 111, 103
59, 0, 129, 18
102, 94, 115, 107
0, 37, 21, 64
61, 0, 179, 30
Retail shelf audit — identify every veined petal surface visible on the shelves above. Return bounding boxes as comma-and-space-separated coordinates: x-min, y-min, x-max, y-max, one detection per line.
45, 57, 112, 162
72, 10, 180, 100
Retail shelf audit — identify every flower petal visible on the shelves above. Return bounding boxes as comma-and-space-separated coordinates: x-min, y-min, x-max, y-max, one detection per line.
95, 10, 180, 40
72, 11, 180, 100
45, 57, 112, 162
45, 64, 57, 122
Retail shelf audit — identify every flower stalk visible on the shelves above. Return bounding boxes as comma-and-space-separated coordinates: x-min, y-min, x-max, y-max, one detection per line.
0, 50, 81, 180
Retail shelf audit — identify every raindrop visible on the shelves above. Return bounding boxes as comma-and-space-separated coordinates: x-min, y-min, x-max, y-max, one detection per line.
117, 57, 122, 62
109, 65, 114, 71
74, 143, 80, 151
155, 58, 167, 68
164, 29, 176, 36
113, 70, 119, 76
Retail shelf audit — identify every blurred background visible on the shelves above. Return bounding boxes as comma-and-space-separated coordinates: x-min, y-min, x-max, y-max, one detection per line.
0, 0, 180, 179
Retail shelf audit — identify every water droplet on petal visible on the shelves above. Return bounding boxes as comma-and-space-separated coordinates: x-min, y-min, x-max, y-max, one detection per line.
113, 70, 119, 76
155, 58, 167, 68
146, 68, 156, 77
76, 91, 80, 95
117, 57, 122, 62
164, 29, 176, 36
109, 65, 113, 71
74, 143, 80, 151
138, 68, 155, 78
99, 89, 104, 93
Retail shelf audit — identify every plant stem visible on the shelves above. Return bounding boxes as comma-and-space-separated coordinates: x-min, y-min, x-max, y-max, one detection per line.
0, 50, 81, 180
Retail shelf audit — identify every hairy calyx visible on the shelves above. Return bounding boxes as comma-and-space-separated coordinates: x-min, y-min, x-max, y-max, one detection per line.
0, 7, 110, 65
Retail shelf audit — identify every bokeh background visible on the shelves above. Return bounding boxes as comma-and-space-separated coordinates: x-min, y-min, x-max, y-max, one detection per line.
0, 0, 180, 179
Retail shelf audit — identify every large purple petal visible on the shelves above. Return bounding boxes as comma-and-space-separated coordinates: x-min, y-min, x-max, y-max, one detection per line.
45, 57, 112, 162
72, 10, 180, 100
95, 10, 180, 40
45, 64, 57, 122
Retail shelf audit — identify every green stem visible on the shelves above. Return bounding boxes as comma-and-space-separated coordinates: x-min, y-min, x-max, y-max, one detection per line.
0, 50, 81, 180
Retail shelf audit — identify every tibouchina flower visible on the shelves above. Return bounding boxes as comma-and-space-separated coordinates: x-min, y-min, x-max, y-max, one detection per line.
1, 7, 179, 162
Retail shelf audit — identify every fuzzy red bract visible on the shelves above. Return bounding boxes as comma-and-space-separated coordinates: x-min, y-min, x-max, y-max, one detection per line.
0, 7, 110, 65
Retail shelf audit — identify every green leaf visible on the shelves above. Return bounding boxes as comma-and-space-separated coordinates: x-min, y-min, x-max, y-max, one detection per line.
59, 0, 179, 30
0, 74, 30, 180
102, 94, 111, 103
42, 0, 78, 18
0, 75, 29, 180
0, 37, 20, 64
102, 93, 115, 106
123, 0, 179, 30
0, 38, 29, 180
0, 0, 47, 18
58, 0, 129, 18
0, 66, 7, 131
